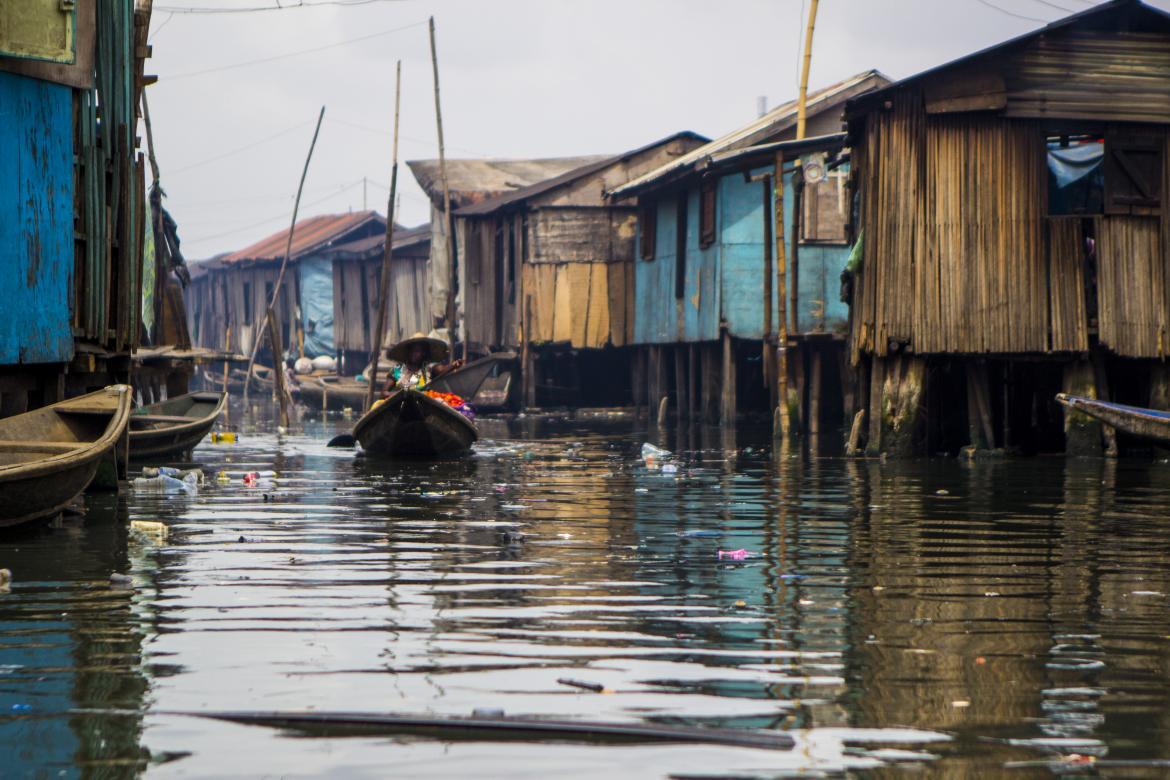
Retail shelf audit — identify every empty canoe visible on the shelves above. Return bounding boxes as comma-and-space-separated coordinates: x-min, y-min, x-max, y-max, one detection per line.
0, 385, 132, 529
428, 352, 517, 412
353, 389, 477, 459
130, 391, 227, 460
1056, 393, 1170, 444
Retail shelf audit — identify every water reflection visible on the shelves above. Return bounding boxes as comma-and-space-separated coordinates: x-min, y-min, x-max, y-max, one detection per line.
3, 408, 1170, 776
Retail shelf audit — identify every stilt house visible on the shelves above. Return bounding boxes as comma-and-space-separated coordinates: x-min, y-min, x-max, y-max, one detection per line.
844, 0, 1170, 456
185, 211, 384, 365
451, 133, 709, 406
322, 223, 431, 372
407, 156, 607, 347
0, 1, 153, 415
609, 71, 888, 427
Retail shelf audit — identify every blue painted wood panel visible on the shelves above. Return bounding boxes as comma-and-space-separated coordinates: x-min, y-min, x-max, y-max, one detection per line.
0, 72, 74, 363
720, 168, 774, 340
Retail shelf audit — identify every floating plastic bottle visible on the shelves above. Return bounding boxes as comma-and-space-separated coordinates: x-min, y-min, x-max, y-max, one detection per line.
131, 474, 197, 495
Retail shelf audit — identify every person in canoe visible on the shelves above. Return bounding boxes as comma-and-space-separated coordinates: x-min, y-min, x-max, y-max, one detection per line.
382, 333, 463, 395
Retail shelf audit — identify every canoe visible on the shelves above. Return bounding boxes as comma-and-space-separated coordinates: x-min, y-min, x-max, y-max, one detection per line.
1056, 393, 1170, 444
428, 352, 517, 412
296, 375, 368, 412
353, 388, 477, 459
0, 385, 132, 529
129, 391, 227, 460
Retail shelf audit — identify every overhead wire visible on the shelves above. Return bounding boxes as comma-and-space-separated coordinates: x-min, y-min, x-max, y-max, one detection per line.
184, 179, 370, 245
155, 0, 406, 13
970, 0, 1049, 23
167, 120, 316, 174
163, 19, 426, 80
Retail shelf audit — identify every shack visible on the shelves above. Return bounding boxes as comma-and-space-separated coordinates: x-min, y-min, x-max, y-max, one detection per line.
321, 223, 431, 373
453, 133, 709, 406
610, 71, 888, 427
0, 1, 152, 416
185, 211, 384, 366
407, 156, 607, 350
844, 0, 1170, 456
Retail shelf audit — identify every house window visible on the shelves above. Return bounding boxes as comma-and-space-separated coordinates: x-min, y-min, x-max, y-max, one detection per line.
675, 193, 688, 299
1104, 130, 1163, 215
242, 282, 253, 326
1048, 134, 1105, 216
801, 171, 848, 243
699, 178, 717, 248
639, 202, 656, 260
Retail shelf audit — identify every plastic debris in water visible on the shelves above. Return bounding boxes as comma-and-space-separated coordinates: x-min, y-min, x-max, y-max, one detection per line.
641, 443, 671, 466
242, 472, 259, 487
679, 530, 721, 538
130, 520, 168, 543
132, 473, 199, 495
661, 463, 679, 474
210, 431, 237, 443
718, 549, 750, 560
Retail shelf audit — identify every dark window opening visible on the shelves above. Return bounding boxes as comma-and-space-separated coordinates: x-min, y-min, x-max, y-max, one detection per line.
699, 178, 717, 248
242, 281, 253, 326
639, 202, 656, 260
1104, 130, 1163, 215
506, 218, 516, 304
674, 193, 688, 299
1047, 134, 1105, 216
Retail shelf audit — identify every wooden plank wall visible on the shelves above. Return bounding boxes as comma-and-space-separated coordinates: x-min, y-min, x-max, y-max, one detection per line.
523, 261, 633, 349
850, 88, 1168, 362
333, 256, 429, 354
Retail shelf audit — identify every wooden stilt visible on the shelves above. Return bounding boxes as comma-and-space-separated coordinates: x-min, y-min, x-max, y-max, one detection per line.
675, 345, 688, 422
809, 348, 822, 439
866, 356, 884, 455
966, 361, 995, 450
1090, 350, 1118, 457
267, 307, 291, 429
720, 328, 736, 426
791, 345, 806, 436
701, 342, 718, 424
1062, 358, 1103, 456
688, 344, 698, 421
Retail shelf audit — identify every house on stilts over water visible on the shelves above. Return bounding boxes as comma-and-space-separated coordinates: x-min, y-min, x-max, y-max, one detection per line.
844, 0, 1170, 456
609, 71, 889, 428
185, 211, 385, 371
450, 133, 710, 407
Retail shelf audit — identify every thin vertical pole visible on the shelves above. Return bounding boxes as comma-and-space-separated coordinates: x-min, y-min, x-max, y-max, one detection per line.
761, 176, 773, 395
429, 17, 457, 355
774, 152, 790, 439
242, 105, 326, 404
366, 61, 403, 413
795, 0, 820, 141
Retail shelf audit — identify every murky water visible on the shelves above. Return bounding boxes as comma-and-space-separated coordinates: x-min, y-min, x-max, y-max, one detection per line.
4, 406, 1170, 777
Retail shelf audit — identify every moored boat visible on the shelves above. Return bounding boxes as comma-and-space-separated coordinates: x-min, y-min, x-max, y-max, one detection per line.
1056, 393, 1170, 444
428, 352, 517, 413
353, 388, 477, 459
295, 375, 369, 412
0, 385, 133, 529
129, 391, 227, 460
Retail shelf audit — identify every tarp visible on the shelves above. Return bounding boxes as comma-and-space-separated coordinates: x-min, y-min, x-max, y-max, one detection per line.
298, 255, 334, 358
1047, 141, 1103, 215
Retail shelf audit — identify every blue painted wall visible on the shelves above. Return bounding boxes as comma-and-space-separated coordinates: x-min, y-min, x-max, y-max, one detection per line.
0, 72, 75, 364
633, 161, 853, 345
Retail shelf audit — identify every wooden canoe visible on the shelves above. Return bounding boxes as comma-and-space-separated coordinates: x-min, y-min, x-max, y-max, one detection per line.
296, 375, 368, 412
353, 388, 477, 459
129, 391, 227, 460
428, 352, 517, 412
0, 385, 132, 529
1056, 393, 1170, 444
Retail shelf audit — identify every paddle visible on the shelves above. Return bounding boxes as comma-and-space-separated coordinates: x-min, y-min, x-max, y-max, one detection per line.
327, 433, 355, 448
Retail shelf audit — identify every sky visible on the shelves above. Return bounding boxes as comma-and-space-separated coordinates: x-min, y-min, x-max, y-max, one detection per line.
145, 0, 1169, 259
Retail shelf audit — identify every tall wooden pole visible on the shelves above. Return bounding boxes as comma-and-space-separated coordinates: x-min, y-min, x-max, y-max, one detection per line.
429, 17, 457, 356
774, 152, 790, 440
795, 0, 820, 141
366, 61, 403, 413
242, 105, 325, 404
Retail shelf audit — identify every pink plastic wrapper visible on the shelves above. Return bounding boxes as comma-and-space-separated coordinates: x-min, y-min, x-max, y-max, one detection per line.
718, 549, 749, 560
242, 472, 259, 487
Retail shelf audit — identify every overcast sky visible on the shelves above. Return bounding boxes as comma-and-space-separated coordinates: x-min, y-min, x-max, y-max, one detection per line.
145, 0, 1169, 259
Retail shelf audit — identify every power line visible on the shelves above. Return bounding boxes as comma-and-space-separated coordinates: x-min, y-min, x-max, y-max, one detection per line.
1026, 0, 1077, 12
331, 117, 488, 157
155, 0, 406, 14
184, 179, 372, 245
167, 120, 315, 175
971, 0, 1048, 22
163, 19, 426, 80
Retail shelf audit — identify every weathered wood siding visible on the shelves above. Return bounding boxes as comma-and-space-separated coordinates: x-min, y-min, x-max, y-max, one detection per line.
186, 264, 298, 359
333, 255, 428, 354
850, 89, 1170, 360
524, 261, 633, 349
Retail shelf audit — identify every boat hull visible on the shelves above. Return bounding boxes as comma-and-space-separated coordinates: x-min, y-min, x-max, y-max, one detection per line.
0, 386, 132, 528
129, 391, 227, 460
296, 377, 368, 412
1056, 393, 1170, 444
353, 389, 477, 459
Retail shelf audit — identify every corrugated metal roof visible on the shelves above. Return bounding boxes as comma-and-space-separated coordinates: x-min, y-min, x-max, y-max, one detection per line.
323, 223, 431, 261
222, 210, 385, 264
455, 131, 709, 218
407, 156, 609, 208
847, 0, 1170, 117
609, 70, 889, 199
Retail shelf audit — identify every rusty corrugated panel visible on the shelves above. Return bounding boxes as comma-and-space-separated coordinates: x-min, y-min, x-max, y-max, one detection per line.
223, 211, 385, 264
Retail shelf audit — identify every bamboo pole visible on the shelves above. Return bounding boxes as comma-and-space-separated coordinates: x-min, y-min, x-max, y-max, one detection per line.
267, 307, 291, 428
366, 61, 403, 413
774, 152, 790, 440
795, 0, 820, 141
242, 106, 325, 404
429, 17, 458, 356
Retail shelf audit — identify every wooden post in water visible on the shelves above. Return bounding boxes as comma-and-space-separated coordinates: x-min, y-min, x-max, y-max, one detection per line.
267, 307, 291, 428
243, 106, 326, 405
429, 17, 458, 355
720, 327, 736, 426
365, 61, 403, 414
773, 152, 790, 439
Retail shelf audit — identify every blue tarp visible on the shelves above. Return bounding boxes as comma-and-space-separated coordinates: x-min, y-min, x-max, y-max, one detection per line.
298, 255, 335, 358
1047, 141, 1103, 215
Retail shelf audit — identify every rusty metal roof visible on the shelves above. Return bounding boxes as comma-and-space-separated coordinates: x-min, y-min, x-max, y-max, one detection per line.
610, 70, 889, 199
322, 223, 431, 262
222, 210, 385, 264
407, 156, 608, 208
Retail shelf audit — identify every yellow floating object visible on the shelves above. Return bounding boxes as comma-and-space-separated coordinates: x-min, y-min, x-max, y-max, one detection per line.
130, 520, 169, 542
211, 431, 237, 443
